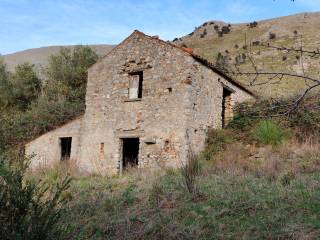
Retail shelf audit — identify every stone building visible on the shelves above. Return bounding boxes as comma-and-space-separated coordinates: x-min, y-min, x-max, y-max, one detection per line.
25, 30, 254, 175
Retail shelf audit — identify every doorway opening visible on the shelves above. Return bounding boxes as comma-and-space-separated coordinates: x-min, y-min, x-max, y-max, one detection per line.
60, 137, 72, 161
122, 138, 139, 170
222, 87, 233, 128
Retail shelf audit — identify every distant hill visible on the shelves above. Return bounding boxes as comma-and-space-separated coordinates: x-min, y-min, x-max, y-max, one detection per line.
173, 12, 320, 97
2, 44, 114, 72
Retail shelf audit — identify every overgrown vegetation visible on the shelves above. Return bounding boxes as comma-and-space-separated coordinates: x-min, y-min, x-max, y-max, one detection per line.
254, 120, 287, 146
0, 156, 71, 239
0, 46, 98, 158
32, 96, 318, 239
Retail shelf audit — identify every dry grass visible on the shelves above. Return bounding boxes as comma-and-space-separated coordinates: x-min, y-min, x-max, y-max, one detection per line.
205, 138, 320, 180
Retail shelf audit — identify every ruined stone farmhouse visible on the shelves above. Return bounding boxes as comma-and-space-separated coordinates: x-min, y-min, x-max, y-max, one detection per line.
25, 30, 254, 175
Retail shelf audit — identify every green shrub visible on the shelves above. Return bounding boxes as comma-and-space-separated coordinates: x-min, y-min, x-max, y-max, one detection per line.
0, 157, 71, 239
254, 120, 287, 146
230, 96, 319, 141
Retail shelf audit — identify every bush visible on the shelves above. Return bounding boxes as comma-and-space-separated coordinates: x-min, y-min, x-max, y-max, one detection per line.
269, 32, 276, 40
287, 97, 320, 140
248, 21, 258, 28
0, 157, 71, 239
231, 96, 320, 141
254, 120, 287, 146
221, 26, 231, 34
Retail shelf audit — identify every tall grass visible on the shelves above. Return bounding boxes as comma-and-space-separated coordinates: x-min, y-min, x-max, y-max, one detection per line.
254, 120, 287, 146
181, 150, 202, 196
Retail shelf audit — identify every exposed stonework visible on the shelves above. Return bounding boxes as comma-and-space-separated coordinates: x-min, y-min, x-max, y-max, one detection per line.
25, 30, 254, 175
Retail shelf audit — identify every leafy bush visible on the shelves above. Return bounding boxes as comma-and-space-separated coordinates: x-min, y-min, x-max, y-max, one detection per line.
0, 157, 71, 239
254, 120, 287, 146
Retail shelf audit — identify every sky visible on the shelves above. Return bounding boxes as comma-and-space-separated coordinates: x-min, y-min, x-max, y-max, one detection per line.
1, 0, 320, 54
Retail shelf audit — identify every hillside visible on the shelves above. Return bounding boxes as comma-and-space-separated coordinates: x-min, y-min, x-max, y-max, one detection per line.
2, 44, 114, 72
174, 12, 320, 97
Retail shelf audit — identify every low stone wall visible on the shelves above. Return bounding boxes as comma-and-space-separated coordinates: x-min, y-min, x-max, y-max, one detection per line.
25, 117, 83, 170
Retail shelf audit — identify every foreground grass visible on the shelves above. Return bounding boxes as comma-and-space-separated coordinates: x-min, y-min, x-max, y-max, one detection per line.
47, 167, 320, 240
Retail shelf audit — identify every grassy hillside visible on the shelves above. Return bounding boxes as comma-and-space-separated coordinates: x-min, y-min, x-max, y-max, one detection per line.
174, 12, 320, 97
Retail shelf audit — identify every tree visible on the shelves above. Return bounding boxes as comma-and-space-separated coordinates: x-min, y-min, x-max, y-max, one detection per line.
10, 63, 41, 110
45, 46, 98, 103
0, 58, 13, 109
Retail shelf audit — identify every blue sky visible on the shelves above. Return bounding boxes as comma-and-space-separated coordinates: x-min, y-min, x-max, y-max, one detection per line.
1, 0, 320, 54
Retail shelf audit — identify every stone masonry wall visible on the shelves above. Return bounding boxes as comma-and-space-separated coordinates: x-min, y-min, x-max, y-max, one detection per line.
77, 32, 197, 175
186, 61, 254, 153
25, 117, 83, 170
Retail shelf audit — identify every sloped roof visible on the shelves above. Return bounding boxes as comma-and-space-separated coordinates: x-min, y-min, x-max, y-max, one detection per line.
94, 30, 255, 96
133, 30, 255, 96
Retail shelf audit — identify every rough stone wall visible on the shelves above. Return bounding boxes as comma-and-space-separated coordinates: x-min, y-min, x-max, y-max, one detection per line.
25, 117, 83, 170
77, 32, 196, 174
186, 61, 254, 153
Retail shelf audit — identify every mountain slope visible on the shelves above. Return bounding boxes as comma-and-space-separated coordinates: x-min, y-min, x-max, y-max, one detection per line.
174, 12, 320, 97
3, 44, 114, 72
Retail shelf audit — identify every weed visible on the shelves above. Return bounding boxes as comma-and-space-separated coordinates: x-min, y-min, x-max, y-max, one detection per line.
181, 150, 202, 196
254, 120, 287, 146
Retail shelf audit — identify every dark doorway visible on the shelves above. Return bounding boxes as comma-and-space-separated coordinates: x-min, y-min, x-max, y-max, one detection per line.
222, 87, 233, 128
60, 137, 72, 161
122, 138, 139, 170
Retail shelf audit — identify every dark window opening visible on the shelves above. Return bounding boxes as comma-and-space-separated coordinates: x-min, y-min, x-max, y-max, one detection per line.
167, 87, 172, 93
100, 143, 104, 152
222, 87, 233, 128
129, 71, 143, 99
60, 137, 72, 161
100, 142, 105, 160
122, 138, 139, 170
